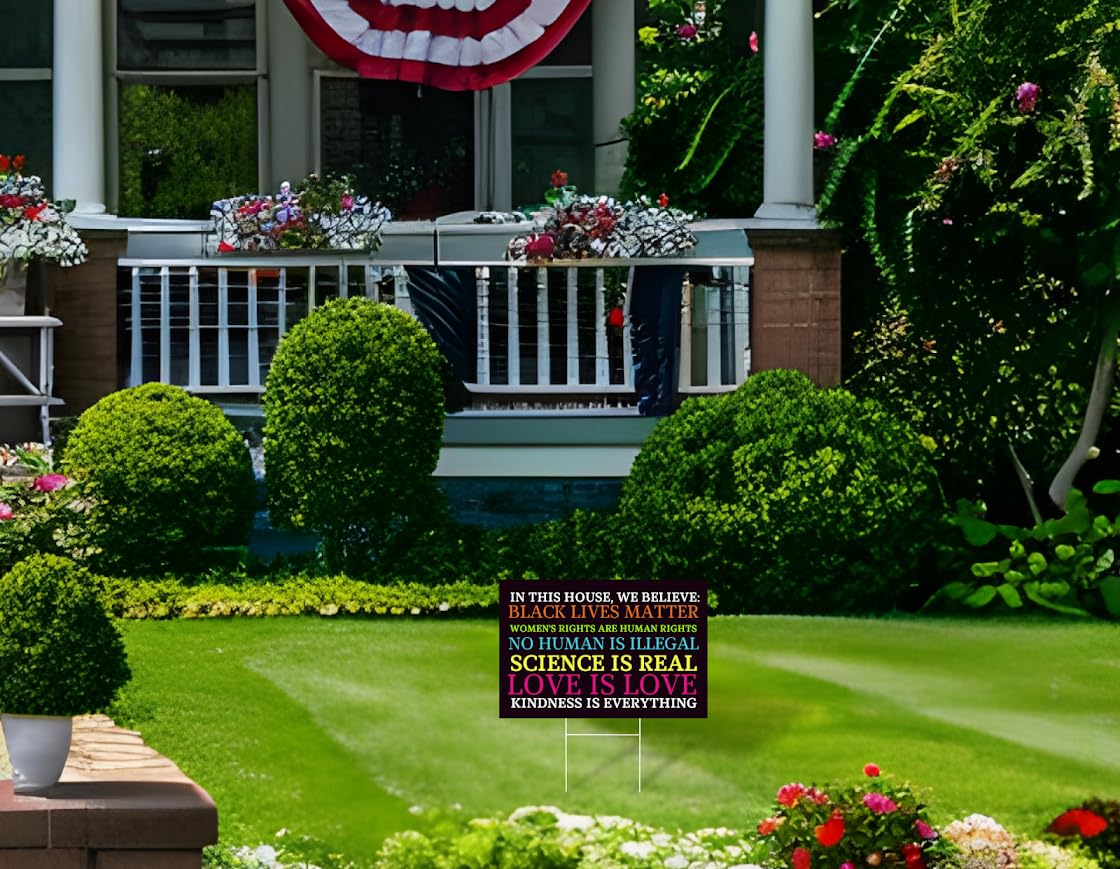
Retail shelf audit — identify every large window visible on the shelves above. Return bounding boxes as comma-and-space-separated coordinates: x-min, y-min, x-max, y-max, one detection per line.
114, 0, 261, 217
314, 5, 596, 215
0, 1, 52, 185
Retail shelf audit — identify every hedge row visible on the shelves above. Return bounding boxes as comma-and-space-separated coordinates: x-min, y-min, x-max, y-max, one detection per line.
99, 575, 499, 620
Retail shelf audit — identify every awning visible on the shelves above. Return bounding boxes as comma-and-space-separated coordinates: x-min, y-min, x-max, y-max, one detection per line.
282, 0, 591, 91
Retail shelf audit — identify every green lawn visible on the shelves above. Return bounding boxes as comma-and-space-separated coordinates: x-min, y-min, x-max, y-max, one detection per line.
113, 616, 1120, 865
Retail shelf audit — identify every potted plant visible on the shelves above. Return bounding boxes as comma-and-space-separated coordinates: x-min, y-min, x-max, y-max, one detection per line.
0, 154, 88, 316
0, 553, 130, 792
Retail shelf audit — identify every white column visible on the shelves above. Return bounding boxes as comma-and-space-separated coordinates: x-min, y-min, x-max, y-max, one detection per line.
52, 0, 106, 213
754, 0, 816, 224
592, 0, 634, 196
268, 1, 312, 188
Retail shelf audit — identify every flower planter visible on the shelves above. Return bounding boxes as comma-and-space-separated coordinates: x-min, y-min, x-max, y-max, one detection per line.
0, 260, 27, 316
2, 713, 73, 793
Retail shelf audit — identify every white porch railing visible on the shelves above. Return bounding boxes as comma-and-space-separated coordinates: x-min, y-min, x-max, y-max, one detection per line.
118, 254, 751, 404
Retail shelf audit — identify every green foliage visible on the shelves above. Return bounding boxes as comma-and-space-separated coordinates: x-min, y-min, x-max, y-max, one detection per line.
824, 0, 1120, 506
756, 769, 956, 868
263, 297, 446, 575
617, 369, 945, 614
1020, 840, 1104, 869
0, 459, 87, 576
484, 510, 621, 581
0, 554, 130, 716
63, 383, 256, 576
118, 83, 257, 219
376, 806, 761, 869
621, 1, 763, 215
936, 481, 1120, 617
100, 572, 497, 620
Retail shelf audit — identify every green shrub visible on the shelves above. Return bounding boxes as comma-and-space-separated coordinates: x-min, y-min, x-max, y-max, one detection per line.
483, 510, 621, 581
617, 369, 945, 614
99, 572, 498, 620
63, 383, 256, 575
934, 481, 1120, 618
263, 297, 446, 574
0, 554, 130, 716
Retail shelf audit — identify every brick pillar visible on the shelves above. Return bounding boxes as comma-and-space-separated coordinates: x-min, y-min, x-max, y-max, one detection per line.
748, 228, 842, 386
48, 231, 127, 415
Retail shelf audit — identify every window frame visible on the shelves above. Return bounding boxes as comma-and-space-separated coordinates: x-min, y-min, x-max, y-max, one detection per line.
108, 0, 269, 212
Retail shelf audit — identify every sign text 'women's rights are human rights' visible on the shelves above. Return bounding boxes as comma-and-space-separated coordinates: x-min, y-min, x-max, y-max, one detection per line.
499, 580, 707, 718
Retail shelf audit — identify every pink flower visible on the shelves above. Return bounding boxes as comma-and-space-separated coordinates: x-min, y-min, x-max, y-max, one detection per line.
340, 194, 354, 211
33, 473, 68, 493
0, 503, 13, 521
1016, 81, 1040, 112
915, 820, 938, 840
806, 786, 830, 805
749, 31, 759, 54
863, 763, 881, 777
676, 23, 698, 40
863, 793, 900, 814
841, 864, 855, 869
792, 846, 811, 869
814, 131, 837, 150
942, 217, 954, 225
777, 783, 807, 807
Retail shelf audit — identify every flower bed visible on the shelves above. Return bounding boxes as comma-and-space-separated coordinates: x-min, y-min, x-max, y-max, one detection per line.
0, 154, 87, 267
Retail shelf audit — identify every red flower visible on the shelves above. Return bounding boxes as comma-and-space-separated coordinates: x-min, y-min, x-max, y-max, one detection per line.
757, 815, 784, 836
676, 23, 698, 40
777, 783, 807, 807
1049, 809, 1108, 839
658, 192, 670, 208
525, 233, 555, 260
217, 240, 236, 252
23, 203, 47, 221
550, 169, 568, 188
815, 811, 845, 847
0, 194, 26, 208
863, 763, 881, 777
749, 31, 759, 54
792, 846, 811, 869
806, 787, 830, 805
12, 154, 24, 171
607, 306, 624, 328
902, 843, 926, 869
0, 154, 9, 172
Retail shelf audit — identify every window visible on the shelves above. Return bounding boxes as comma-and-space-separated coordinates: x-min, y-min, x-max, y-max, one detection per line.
117, 83, 259, 219
319, 78, 474, 220
114, 0, 262, 217
117, 0, 257, 71
0, 1, 52, 184
511, 78, 593, 208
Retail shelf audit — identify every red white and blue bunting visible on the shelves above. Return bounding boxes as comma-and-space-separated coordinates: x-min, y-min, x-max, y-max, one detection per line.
282, 0, 591, 91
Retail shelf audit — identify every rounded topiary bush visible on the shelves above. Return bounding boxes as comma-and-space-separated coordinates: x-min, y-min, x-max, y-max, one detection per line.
263, 297, 446, 573
0, 554, 130, 716
617, 369, 945, 614
63, 383, 256, 575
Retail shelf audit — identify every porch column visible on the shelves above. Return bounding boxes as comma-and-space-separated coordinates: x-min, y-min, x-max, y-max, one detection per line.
592, 0, 634, 196
52, 0, 106, 214
754, 0, 815, 223
268, 2, 313, 188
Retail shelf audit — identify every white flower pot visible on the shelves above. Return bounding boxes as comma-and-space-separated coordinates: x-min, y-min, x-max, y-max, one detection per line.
0, 259, 28, 316
2, 713, 73, 793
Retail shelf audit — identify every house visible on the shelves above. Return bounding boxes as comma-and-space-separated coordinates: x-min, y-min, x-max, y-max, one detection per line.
2, 0, 839, 520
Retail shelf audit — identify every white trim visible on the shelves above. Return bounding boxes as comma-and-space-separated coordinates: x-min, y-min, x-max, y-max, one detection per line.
0, 69, 52, 81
